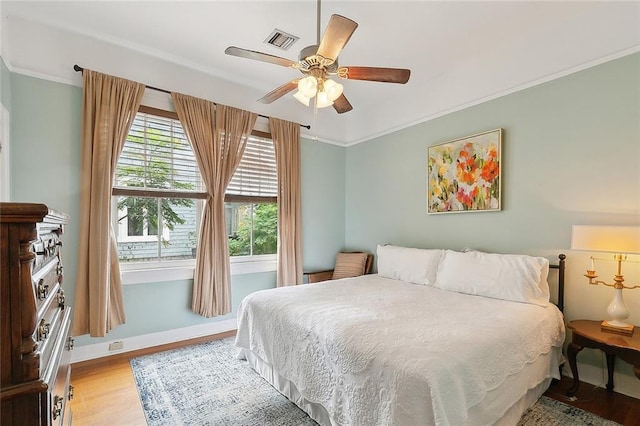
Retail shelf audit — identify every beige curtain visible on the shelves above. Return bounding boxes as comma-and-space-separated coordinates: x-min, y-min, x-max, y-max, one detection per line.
172, 93, 257, 317
269, 117, 302, 286
74, 70, 144, 337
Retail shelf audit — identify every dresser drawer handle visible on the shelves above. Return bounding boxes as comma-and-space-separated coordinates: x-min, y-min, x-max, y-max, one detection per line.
52, 395, 63, 419
37, 279, 49, 300
68, 384, 74, 401
56, 262, 64, 277
57, 289, 66, 308
49, 240, 62, 256
37, 319, 51, 341
67, 336, 75, 351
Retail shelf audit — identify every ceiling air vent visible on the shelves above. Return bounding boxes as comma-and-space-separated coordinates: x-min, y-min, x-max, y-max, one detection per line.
264, 29, 299, 51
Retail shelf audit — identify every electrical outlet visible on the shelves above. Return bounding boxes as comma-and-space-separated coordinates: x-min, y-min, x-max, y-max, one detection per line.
108, 341, 124, 351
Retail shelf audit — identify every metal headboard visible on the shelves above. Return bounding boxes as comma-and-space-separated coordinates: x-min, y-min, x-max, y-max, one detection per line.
549, 254, 566, 313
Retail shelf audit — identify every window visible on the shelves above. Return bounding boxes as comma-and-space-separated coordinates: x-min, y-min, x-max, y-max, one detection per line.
113, 106, 204, 264
113, 106, 277, 269
225, 132, 278, 258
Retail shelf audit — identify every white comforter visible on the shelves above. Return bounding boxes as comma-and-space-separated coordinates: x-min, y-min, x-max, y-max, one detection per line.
235, 274, 565, 426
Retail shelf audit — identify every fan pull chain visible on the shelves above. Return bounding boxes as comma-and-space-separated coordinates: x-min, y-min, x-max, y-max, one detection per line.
312, 96, 319, 138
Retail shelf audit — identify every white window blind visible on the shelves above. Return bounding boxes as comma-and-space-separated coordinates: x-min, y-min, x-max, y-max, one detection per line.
115, 110, 276, 199
227, 134, 277, 199
115, 112, 202, 192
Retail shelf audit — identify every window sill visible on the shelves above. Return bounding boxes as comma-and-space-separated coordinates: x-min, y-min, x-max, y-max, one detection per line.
121, 258, 277, 285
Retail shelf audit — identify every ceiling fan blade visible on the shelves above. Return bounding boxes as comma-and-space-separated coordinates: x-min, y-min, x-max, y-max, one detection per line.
316, 15, 358, 62
258, 80, 300, 104
332, 94, 353, 114
337, 66, 411, 84
225, 46, 297, 68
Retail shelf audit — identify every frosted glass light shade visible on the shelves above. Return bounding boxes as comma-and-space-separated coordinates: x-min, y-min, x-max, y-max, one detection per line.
315, 91, 333, 108
323, 78, 343, 101
297, 76, 318, 98
293, 90, 310, 106
571, 225, 640, 254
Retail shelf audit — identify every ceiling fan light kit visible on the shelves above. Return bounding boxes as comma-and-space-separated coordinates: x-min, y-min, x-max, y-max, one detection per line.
293, 90, 311, 107
225, 1, 410, 114
315, 90, 334, 108
294, 75, 344, 108
297, 75, 318, 98
323, 78, 344, 101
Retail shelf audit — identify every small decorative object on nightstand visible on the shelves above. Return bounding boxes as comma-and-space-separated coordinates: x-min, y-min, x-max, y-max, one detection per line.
571, 225, 640, 336
566, 319, 640, 398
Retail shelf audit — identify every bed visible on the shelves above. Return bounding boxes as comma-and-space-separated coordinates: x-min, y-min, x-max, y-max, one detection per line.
235, 246, 567, 425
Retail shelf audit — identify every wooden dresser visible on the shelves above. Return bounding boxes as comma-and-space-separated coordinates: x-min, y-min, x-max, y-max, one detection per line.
1, 203, 73, 425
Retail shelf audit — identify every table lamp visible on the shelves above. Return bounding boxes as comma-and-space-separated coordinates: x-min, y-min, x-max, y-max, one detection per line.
571, 225, 640, 336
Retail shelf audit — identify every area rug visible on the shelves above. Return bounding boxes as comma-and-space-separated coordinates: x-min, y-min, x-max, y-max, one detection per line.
517, 396, 620, 426
131, 338, 619, 426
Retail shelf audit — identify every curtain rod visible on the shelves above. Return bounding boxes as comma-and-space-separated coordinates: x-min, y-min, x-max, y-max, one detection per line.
73, 65, 311, 130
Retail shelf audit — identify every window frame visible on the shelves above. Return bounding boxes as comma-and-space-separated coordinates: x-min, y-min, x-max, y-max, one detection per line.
114, 106, 278, 284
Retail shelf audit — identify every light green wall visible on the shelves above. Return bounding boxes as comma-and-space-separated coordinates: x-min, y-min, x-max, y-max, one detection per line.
0, 56, 10, 110
345, 53, 639, 253
301, 138, 346, 269
9, 73, 346, 347
344, 52, 640, 383
11, 74, 82, 310
75, 273, 275, 345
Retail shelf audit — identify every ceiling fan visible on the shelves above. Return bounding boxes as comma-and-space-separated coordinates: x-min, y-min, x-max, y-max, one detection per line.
224, 0, 411, 114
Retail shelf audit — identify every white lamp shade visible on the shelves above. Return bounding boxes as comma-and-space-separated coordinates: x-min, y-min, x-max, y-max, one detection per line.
293, 90, 310, 106
297, 76, 318, 98
571, 225, 640, 254
315, 91, 334, 108
323, 78, 343, 101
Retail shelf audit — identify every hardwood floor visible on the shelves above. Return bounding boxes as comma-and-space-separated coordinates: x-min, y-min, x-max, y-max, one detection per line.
546, 376, 640, 425
71, 356, 146, 426
70, 332, 235, 426
70, 334, 640, 425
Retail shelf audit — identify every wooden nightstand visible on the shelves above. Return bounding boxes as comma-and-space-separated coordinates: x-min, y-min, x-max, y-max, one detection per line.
566, 319, 640, 397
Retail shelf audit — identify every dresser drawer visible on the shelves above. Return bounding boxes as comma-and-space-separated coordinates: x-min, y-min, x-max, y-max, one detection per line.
43, 308, 73, 426
35, 283, 69, 372
32, 256, 64, 312
32, 223, 64, 275
35, 306, 64, 372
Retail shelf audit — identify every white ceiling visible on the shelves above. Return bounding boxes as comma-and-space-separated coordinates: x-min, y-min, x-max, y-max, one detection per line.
3, 1, 640, 145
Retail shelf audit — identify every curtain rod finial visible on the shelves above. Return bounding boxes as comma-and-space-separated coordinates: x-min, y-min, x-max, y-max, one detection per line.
73, 64, 83, 72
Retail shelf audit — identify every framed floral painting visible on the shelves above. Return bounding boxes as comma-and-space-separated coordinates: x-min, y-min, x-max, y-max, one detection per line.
427, 128, 502, 214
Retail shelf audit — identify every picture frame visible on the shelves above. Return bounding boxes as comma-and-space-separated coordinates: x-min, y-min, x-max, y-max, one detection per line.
427, 128, 502, 214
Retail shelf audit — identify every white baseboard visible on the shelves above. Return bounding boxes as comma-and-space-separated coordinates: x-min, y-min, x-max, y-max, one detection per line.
565, 361, 640, 400
71, 319, 237, 363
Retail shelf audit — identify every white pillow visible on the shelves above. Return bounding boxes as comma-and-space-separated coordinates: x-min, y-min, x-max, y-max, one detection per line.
377, 245, 444, 285
434, 250, 550, 306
